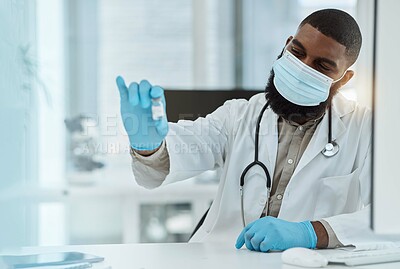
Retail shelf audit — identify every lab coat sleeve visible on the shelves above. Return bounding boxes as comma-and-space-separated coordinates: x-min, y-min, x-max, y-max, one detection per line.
132, 99, 242, 188
163, 99, 238, 185
131, 140, 170, 189
320, 219, 344, 248
321, 143, 372, 248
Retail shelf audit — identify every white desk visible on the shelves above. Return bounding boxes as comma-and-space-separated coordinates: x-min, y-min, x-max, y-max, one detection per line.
9, 243, 400, 269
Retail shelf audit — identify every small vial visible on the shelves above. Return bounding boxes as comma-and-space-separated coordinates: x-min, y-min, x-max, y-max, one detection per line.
151, 97, 164, 121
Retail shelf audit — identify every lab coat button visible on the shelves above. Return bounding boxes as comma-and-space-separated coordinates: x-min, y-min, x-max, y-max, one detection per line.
277, 194, 283, 200
287, 159, 294, 164
259, 198, 266, 204
299, 126, 304, 131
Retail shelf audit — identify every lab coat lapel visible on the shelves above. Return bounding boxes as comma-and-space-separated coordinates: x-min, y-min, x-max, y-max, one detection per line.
291, 104, 346, 178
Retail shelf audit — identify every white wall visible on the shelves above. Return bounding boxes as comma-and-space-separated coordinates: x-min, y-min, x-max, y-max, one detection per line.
242, 0, 300, 88
373, 0, 400, 234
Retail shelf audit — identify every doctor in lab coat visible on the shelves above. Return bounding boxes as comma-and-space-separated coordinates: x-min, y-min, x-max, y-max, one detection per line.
116, 9, 371, 252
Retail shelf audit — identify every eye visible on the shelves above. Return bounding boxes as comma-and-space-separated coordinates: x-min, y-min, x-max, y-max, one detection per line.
318, 63, 331, 72
290, 46, 304, 57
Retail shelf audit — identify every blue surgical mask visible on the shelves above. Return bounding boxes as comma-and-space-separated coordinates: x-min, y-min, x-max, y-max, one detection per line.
272, 50, 345, 106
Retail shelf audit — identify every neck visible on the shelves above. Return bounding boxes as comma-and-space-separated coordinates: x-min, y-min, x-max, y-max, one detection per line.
282, 110, 326, 125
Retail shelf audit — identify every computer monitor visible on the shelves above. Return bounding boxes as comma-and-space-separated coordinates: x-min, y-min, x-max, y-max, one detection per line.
372, 0, 400, 236
164, 89, 261, 122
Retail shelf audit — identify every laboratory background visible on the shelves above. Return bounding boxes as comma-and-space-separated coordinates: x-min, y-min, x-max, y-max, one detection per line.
0, 0, 374, 248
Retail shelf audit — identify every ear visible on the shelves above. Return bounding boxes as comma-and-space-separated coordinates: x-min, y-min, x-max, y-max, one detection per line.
285, 36, 293, 47
336, 70, 354, 89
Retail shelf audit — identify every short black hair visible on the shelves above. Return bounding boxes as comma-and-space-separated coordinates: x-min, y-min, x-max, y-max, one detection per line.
299, 9, 362, 66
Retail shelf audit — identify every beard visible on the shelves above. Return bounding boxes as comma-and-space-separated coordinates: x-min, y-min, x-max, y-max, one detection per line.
264, 54, 337, 124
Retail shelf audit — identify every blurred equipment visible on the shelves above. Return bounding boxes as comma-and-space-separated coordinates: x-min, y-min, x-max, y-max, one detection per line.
65, 115, 104, 172
140, 204, 193, 243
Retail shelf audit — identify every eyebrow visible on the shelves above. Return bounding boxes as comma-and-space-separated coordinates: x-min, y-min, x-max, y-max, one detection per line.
291, 38, 338, 69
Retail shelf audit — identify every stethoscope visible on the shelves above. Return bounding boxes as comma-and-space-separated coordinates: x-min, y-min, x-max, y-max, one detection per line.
239, 102, 339, 227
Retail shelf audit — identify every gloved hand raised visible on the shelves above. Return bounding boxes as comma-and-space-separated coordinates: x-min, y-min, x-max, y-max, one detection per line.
235, 216, 317, 252
116, 76, 169, 151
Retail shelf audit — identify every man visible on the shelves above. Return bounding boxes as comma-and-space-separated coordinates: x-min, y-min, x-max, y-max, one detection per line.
116, 9, 371, 252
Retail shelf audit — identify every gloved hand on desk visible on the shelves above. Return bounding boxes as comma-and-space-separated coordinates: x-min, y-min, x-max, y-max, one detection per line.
235, 216, 317, 252
116, 76, 169, 151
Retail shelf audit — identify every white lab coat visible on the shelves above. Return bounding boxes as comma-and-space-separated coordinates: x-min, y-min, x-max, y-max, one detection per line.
138, 92, 372, 247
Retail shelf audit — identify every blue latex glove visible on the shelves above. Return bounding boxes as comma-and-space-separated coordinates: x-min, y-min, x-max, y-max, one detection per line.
116, 76, 169, 151
235, 216, 317, 252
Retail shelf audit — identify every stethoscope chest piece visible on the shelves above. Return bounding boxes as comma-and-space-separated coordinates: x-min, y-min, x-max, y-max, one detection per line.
321, 141, 339, 157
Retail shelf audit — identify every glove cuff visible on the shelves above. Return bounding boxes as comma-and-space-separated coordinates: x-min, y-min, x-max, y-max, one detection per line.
131, 141, 163, 151
301, 221, 318, 249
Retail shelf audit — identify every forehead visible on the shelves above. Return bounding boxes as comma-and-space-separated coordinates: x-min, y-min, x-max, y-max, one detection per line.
292, 23, 349, 67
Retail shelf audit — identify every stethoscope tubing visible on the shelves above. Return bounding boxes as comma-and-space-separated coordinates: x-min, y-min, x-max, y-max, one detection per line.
240, 102, 271, 227
239, 102, 338, 227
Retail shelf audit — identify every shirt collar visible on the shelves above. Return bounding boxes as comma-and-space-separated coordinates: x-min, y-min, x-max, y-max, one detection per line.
259, 91, 357, 119
280, 113, 323, 129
